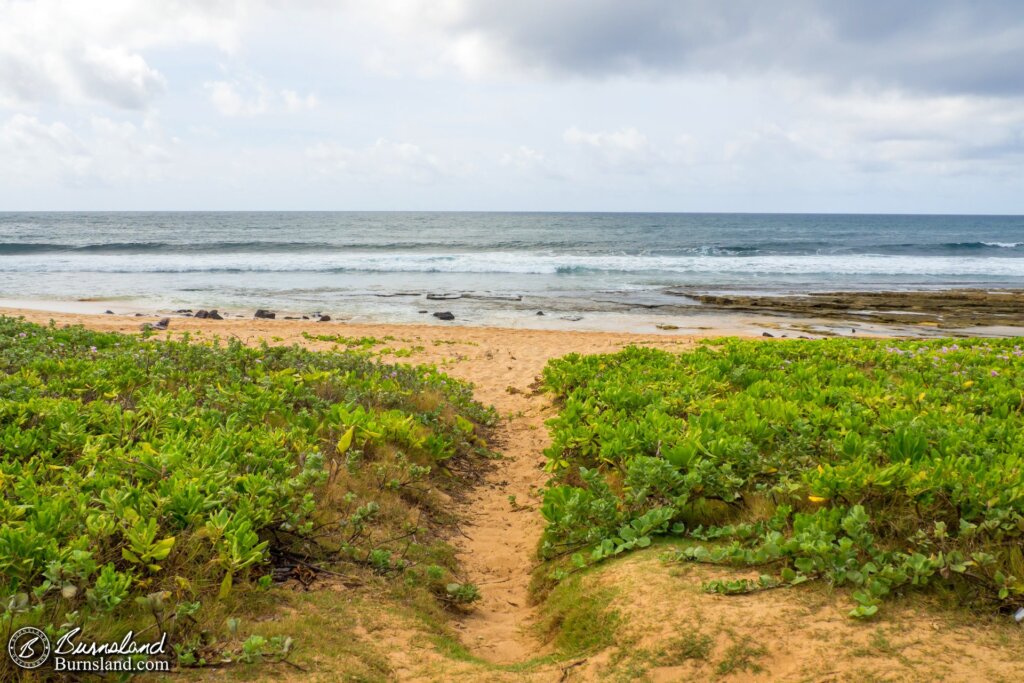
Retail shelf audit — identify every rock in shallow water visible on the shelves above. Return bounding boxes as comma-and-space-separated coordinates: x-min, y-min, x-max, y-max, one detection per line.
318, 315, 331, 322
254, 309, 276, 319
433, 311, 455, 321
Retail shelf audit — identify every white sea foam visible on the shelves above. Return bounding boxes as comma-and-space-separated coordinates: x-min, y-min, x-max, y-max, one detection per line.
3, 252, 1024, 276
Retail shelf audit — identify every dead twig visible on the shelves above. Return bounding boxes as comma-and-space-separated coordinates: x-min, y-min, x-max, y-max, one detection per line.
559, 658, 587, 682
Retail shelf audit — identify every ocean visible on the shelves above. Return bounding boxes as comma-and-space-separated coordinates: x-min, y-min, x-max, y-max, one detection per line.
1, 212, 1023, 326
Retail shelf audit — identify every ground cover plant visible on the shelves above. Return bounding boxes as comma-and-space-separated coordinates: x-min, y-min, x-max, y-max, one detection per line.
0, 316, 494, 672
540, 339, 1024, 617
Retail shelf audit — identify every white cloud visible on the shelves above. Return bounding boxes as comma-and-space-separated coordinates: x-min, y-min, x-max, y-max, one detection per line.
725, 90, 1024, 175
0, 114, 92, 182
281, 89, 318, 112
205, 80, 271, 117
564, 126, 647, 152
562, 125, 668, 172
74, 46, 167, 109
499, 145, 545, 169
0, 0, 249, 109
205, 80, 318, 117
0, 112, 174, 187
307, 138, 452, 183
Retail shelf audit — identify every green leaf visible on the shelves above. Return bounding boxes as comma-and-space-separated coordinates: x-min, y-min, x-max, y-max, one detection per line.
337, 426, 355, 454
151, 537, 176, 561
218, 571, 233, 600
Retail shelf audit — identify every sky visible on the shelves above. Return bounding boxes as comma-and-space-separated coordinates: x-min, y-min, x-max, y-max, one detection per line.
1, 0, 1023, 213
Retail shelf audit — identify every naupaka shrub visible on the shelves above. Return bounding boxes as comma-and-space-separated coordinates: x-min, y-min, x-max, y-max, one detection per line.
0, 317, 493, 665
541, 338, 1024, 617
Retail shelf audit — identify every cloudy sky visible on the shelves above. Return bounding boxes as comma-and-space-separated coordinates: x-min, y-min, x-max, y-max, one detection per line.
1, 1, 1022, 212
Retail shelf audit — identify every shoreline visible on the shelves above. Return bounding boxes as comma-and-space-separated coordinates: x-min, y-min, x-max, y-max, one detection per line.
3, 287, 1024, 339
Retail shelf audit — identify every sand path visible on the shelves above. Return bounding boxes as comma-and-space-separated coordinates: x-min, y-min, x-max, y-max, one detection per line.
367, 327, 692, 664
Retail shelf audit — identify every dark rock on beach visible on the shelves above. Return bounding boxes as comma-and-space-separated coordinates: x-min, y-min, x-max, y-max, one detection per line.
104, 310, 114, 314
194, 310, 210, 319
208, 310, 223, 320
318, 315, 331, 322
141, 317, 170, 332
433, 311, 455, 321
254, 309, 276, 319
762, 332, 774, 337
536, 311, 544, 316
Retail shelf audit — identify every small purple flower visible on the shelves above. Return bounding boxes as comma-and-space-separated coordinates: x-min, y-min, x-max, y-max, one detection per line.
991, 370, 999, 377
18, 332, 26, 338
89, 346, 98, 353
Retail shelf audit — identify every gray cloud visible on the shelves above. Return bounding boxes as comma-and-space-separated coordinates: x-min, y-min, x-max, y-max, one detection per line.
441, 1, 1024, 95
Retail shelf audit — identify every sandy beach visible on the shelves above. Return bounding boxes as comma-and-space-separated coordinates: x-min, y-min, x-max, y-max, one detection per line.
5, 286, 1024, 341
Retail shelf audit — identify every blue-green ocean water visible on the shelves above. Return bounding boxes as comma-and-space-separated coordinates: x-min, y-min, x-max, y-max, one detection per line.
1, 212, 1022, 322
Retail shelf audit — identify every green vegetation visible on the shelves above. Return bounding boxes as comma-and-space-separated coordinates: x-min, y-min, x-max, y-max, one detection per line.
715, 637, 767, 676
0, 316, 494, 672
537, 573, 620, 655
540, 339, 1024, 617
300, 331, 397, 348
652, 629, 713, 664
